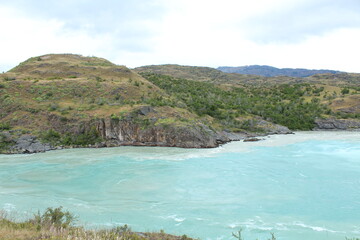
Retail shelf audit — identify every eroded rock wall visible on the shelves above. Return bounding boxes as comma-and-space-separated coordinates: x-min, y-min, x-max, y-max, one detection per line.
96, 119, 228, 148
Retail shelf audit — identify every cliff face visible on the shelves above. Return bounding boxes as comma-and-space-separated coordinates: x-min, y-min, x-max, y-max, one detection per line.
2, 116, 294, 154
314, 118, 360, 131
96, 119, 228, 148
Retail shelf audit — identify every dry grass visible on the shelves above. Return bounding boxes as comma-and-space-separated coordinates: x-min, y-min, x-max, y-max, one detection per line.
0, 209, 194, 240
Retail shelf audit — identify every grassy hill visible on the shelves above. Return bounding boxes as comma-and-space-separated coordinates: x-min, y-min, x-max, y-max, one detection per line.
1, 55, 359, 153
0, 54, 165, 132
1, 54, 224, 153
135, 64, 360, 116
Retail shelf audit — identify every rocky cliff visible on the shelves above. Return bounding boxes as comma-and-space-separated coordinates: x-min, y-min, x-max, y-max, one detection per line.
96, 118, 229, 148
1, 115, 294, 154
314, 118, 360, 131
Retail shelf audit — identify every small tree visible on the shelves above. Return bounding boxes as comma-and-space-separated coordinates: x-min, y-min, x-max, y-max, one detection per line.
341, 88, 350, 95
42, 206, 75, 228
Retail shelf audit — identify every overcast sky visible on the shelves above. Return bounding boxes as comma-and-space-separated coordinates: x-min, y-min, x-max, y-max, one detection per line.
0, 0, 359, 72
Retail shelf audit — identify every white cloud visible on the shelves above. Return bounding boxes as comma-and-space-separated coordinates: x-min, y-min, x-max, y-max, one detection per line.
0, 6, 115, 71
142, 0, 360, 72
0, 1, 360, 73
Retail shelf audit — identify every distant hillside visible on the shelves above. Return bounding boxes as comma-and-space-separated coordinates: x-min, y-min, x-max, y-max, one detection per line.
134, 64, 234, 83
134, 64, 297, 85
135, 64, 359, 87
217, 65, 342, 77
1, 56, 359, 154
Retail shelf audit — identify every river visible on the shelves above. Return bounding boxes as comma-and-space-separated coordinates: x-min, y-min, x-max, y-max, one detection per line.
0, 131, 359, 240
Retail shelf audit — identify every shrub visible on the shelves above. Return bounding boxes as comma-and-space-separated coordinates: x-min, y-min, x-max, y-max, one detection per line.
0, 122, 11, 130
61, 127, 101, 146
48, 103, 59, 111
3, 76, 16, 81
31, 206, 75, 229
40, 129, 61, 144
341, 88, 350, 95
42, 207, 75, 228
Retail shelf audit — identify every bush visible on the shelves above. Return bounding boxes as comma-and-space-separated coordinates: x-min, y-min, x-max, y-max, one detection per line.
41, 207, 75, 228
61, 127, 101, 146
40, 129, 61, 144
341, 88, 350, 95
31, 206, 75, 229
48, 103, 59, 111
0, 122, 11, 130
3, 76, 16, 81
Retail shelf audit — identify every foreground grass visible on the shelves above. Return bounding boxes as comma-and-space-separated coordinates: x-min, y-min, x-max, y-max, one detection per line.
0, 207, 193, 240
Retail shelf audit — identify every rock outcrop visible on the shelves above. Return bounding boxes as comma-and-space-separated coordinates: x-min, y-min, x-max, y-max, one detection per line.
96, 119, 230, 148
8, 134, 56, 154
254, 119, 293, 134
314, 118, 360, 131
1, 116, 295, 154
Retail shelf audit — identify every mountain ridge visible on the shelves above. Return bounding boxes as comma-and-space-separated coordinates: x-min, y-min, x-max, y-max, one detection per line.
217, 65, 342, 77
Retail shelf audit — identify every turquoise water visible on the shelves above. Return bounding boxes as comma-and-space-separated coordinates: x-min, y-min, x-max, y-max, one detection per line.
0, 132, 360, 240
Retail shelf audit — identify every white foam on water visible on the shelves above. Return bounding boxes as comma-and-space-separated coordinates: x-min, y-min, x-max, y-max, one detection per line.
131, 147, 224, 161
299, 173, 307, 178
116, 179, 127, 184
275, 223, 289, 231
292, 222, 340, 233
3, 203, 16, 212
222, 131, 360, 151
228, 217, 278, 232
160, 214, 186, 223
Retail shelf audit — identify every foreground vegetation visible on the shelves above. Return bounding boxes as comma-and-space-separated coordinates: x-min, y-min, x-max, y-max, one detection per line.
1, 208, 359, 240
0, 207, 193, 240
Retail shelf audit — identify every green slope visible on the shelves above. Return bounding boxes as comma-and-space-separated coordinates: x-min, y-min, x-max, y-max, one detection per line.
1, 54, 359, 153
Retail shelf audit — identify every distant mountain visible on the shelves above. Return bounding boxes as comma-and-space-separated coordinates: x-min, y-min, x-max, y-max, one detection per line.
217, 65, 342, 77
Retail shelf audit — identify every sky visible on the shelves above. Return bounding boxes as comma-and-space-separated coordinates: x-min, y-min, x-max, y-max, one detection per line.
0, 0, 360, 72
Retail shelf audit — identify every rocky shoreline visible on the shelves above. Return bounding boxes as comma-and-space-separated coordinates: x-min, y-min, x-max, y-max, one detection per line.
0, 131, 287, 154
0, 118, 293, 154
1, 118, 359, 154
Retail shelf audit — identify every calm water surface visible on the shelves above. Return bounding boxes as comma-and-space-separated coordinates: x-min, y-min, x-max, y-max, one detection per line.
0, 132, 360, 240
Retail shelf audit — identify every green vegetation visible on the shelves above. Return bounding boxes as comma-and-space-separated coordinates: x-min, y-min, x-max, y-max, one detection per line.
0, 207, 194, 240
0, 54, 359, 152
40, 127, 102, 147
140, 73, 332, 130
36, 206, 75, 229
61, 127, 102, 146
0, 133, 13, 153
0, 123, 11, 130
341, 88, 350, 95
